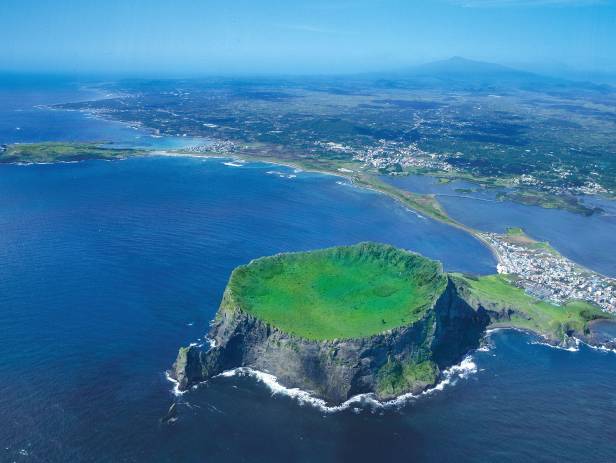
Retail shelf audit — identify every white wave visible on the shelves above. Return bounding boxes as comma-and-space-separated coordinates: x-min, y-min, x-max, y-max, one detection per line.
335, 180, 365, 191
531, 336, 580, 352
584, 342, 616, 355
165, 371, 187, 397
534, 336, 616, 355
265, 170, 296, 179
383, 355, 478, 407
149, 150, 224, 160
10, 151, 129, 167
216, 355, 478, 413
217, 368, 342, 411
13, 159, 86, 166
487, 327, 616, 355
402, 207, 426, 220
223, 161, 245, 167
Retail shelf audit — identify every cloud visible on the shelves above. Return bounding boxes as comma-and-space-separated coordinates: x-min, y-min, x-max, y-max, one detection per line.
448, 0, 608, 7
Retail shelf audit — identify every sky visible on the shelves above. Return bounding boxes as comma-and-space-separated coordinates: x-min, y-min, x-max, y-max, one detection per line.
1, 0, 615, 76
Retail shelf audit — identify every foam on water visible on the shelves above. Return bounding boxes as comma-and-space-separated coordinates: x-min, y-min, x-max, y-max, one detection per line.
476, 346, 490, 352
214, 355, 478, 413
265, 170, 296, 179
488, 327, 581, 352
335, 180, 359, 189
487, 327, 616, 355
401, 206, 426, 220
535, 342, 579, 352
222, 161, 245, 167
6, 81, 616, 461
584, 342, 616, 354
165, 371, 187, 397
530, 337, 580, 352
532, 337, 616, 355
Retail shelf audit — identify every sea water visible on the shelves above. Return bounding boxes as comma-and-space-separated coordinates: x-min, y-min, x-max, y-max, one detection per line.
384, 175, 616, 277
1, 78, 616, 462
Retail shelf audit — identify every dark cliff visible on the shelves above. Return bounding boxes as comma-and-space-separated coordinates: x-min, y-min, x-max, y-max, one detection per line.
170, 278, 490, 404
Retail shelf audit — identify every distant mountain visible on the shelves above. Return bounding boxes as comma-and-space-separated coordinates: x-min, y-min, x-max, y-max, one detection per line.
410, 56, 535, 78
371, 57, 612, 93
386, 56, 551, 86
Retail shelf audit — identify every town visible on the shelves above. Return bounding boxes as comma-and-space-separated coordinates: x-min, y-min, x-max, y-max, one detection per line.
315, 139, 455, 173
481, 231, 616, 313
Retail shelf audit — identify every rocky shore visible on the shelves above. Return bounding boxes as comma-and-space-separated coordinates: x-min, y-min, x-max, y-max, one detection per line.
171, 277, 490, 404
170, 245, 616, 405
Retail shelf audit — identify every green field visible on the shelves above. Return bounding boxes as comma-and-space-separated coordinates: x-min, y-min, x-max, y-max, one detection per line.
226, 243, 447, 340
453, 274, 611, 340
0, 142, 143, 163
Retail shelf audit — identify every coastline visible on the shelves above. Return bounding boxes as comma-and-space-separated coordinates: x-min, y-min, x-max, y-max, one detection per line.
39, 91, 616, 214
0, 143, 596, 275
5, 143, 615, 308
166, 354, 479, 413
164, 148, 503, 263
165, 323, 616, 412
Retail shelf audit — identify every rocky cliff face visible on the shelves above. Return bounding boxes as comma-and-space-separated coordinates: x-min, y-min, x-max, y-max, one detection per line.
170, 278, 490, 404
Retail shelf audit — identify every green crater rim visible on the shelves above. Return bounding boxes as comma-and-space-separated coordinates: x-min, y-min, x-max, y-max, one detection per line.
226, 242, 448, 340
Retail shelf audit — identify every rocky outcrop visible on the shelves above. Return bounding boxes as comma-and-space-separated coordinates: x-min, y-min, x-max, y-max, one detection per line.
170, 278, 490, 404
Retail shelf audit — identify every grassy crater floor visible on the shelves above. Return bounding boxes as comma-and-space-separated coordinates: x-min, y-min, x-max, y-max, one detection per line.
227, 243, 447, 340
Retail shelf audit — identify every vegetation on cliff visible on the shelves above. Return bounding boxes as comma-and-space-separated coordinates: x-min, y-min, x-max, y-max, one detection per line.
171, 243, 616, 401
376, 358, 439, 397
226, 242, 447, 340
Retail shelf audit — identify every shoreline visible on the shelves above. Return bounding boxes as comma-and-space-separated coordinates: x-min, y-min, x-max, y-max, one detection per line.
166, 148, 503, 263
5, 144, 615, 285
165, 324, 616, 412
0, 145, 571, 272
38, 99, 616, 210
166, 354, 479, 413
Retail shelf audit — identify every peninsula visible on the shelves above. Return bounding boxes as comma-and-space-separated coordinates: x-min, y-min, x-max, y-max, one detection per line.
170, 243, 614, 404
6, 142, 614, 313
0, 142, 143, 164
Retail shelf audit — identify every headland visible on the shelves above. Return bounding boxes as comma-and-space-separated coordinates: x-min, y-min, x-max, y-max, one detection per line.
170, 243, 615, 404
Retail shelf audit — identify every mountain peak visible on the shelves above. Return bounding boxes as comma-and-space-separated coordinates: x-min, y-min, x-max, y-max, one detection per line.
416, 57, 519, 75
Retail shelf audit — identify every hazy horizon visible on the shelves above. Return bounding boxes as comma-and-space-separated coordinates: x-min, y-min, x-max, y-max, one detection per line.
1, 0, 615, 78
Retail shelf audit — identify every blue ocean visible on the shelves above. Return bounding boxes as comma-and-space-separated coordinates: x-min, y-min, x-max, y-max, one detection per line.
384, 175, 616, 277
1, 78, 616, 462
